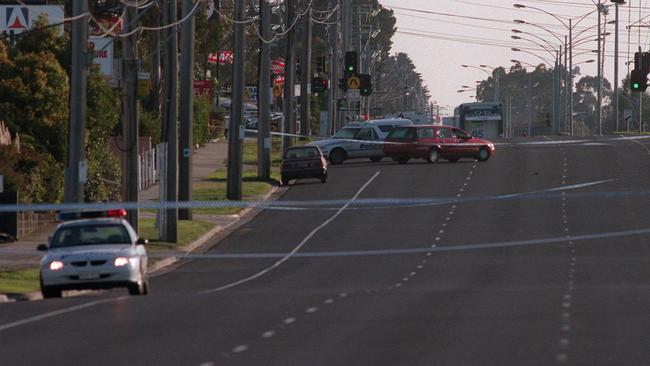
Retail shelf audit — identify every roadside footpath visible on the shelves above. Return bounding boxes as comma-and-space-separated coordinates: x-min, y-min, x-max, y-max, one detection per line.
0, 138, 284, 302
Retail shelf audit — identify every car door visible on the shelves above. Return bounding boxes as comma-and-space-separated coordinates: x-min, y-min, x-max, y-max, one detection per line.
351, 127, 376, 158
452, 128, 476, 157
437, 127, 457, 158
415, 127, 435, 158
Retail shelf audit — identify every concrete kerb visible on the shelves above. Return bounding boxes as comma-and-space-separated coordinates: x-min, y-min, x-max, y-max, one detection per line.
0, 185, 285, 303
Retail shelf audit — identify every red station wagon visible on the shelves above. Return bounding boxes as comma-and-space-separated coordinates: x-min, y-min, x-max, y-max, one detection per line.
383, 125, 496, 164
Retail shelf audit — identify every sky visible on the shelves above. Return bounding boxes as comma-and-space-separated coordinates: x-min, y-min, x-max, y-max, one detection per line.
380, 0, 649, 115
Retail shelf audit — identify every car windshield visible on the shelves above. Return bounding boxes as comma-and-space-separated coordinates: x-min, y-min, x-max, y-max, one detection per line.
332, 128, 360, 139
284, 147, 320, 159
51, 224, 131, 248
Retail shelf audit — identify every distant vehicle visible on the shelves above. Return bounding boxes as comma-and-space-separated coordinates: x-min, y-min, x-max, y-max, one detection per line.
308, 118, 413, 164
456, 102, 503, 139
383, 125, 496, 164
281, 146, 328, 185
37, 209, 149, 298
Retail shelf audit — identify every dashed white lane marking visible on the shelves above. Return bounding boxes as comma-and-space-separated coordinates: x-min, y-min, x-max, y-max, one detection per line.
338, 292, 348, 298
306, 307, 318, 314
261, 330, 276, 338
199, 362, 215, 366
410, 272, 417, 276
324, 298, 334, 304
201, 171, 381, 294
232, 345, 249, 353
435, 237, 441, 241
283, 317, 296, 324
417, 265, 423, 269
556, 353, 568, 362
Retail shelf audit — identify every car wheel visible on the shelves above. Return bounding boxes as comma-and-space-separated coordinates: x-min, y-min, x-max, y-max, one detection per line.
128, 268, 148, 296
447, 158, 459, 163
396, 157, 410, 164
329, 149, 346, 165
427, 148, 440, 163
40, 277, 62, 298
477, 147, 490, 162
369, 156, 382, 163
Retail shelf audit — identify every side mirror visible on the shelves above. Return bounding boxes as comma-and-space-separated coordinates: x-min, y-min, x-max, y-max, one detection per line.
37, 244, 48, 252
136, 238, 148, 245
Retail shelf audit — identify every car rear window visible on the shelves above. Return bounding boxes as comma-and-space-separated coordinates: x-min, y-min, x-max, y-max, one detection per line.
387, 127, 416, 139
51, 224, 131, 248
285, 147, 320, 159
378, 125, 394, 133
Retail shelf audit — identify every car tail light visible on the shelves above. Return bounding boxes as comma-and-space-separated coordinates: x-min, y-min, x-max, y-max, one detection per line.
114, 257, 129, 267
49, 261, 64, 271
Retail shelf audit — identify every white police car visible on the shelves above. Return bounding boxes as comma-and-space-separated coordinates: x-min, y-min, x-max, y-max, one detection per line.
308, 118, 412, 164
37, 209, 149, 298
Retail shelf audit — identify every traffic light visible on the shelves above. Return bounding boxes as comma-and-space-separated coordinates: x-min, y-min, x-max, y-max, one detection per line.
631, 51, 650, 92
312, 77, 328, 93
359, 74, 372, 96
338, 78, 348, 91
296, 57, 301, 78
317, 56, 326, 74
344, 51, 357, 76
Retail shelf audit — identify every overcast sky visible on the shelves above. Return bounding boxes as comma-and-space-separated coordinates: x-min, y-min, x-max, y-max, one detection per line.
381, 0, 648, 115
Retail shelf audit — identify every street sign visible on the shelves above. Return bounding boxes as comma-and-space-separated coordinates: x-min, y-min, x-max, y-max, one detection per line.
273, 84, 282, 98
347, 75, 361, 90
624, 109, 633, 121
347, 89, 361, 101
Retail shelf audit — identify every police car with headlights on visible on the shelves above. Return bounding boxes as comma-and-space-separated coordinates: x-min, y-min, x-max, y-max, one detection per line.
37, 209, 149, 298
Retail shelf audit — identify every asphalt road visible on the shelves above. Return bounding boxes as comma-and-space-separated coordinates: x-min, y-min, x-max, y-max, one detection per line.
1, 136, 650, 365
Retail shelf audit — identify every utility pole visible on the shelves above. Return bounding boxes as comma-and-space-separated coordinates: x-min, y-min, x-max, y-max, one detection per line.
122, 3, 139, 231
228, 0, 246, 200
179, 0, 195, 220
528, 72, 533, 136
162, 0, 178, 242
258, 0, 271, 180
300, 2, 312, 137
64, 0, 89, 205
282, 0, 296, 151
564, 35, 568, 134
597, 1, 602, 135
327, 0, 339, 134
569, 19, 573, 136
614, 2, 620, 133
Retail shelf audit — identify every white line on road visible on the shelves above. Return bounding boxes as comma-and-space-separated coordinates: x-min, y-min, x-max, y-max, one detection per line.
200, 171, 381, 294
0, 296, 128, 333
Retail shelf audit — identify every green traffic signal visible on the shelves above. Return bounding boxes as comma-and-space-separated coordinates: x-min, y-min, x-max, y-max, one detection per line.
634, 83, 640, 89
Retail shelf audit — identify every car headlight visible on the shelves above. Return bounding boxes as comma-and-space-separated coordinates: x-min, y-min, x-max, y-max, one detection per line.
114, 257, 129, 267
49, 260, 64, 271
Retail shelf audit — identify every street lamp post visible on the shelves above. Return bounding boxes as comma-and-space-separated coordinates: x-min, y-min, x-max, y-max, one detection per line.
461, 64, 498, 102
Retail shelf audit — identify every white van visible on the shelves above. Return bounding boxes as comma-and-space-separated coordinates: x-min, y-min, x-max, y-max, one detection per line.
308, 118, 413, 164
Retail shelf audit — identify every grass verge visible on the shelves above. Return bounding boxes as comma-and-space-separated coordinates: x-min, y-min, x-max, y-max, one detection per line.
138, 218, 215, 250
0, 268, 40, 294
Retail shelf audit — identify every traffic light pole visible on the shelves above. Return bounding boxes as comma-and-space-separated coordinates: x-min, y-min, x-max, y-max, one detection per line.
327, 0, 339, 134
299, 3, 312, 137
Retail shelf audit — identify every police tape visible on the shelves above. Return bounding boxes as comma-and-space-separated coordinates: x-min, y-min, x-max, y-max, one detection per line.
0, 179, 622, 214
4, 226, 649, 259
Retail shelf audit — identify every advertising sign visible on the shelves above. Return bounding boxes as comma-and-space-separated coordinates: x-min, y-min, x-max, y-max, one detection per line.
89, 37, 114, 76
0, 5, 64, 35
